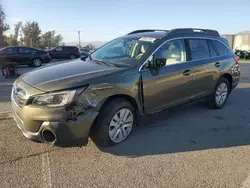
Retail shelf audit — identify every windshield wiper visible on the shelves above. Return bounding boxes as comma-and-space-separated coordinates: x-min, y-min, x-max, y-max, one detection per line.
92, 58, 116, 67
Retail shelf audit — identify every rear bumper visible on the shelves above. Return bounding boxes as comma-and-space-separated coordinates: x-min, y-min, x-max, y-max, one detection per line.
42, 56, 52, 63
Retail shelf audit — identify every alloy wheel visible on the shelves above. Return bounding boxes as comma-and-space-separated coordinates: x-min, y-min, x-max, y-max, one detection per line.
215, 82, 228, 105
108, 108, 133, 143
33, 59, 42, 67
70, 54, 76, 60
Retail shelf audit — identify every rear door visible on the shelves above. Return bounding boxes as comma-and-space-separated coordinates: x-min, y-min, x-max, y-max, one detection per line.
2, 47, 19, 63
62, 47, 71, 58
186, 38, 221, 99
18, 47, 36, 64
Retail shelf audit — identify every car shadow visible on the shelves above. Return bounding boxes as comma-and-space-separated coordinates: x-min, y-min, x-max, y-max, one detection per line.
96, 86, 250, 157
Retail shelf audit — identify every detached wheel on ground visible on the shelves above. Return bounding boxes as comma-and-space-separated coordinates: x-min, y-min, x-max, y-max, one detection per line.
91, 98, 135, 147
69, 54, 76, 60
32, 58, 42, 67
207, 77, 230, 109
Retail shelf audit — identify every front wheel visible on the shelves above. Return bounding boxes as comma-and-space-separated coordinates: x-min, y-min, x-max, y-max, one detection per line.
207, 77, 230, 109
69, 54, 76, 60
32, 58, 42, 67
91, 98, 135, 147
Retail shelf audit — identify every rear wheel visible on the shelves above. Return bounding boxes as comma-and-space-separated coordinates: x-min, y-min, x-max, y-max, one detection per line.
32, 58, 42, 67
69, 54, 76, 60
91, 98, 135, 147
207, 77, 230, 109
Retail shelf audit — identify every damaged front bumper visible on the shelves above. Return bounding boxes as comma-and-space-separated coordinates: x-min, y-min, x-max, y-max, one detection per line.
11, 80, 99, 145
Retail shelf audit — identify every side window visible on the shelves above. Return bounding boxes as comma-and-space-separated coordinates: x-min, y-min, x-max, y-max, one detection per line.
5, 47, 17, 54
27, 48, 36, 53
208, 40, 218, 57
55, 47, 63, 51
189, 39, 210, 60
153, 39, 185, 66
212, 40, 229, 56
19, 47, 29, 53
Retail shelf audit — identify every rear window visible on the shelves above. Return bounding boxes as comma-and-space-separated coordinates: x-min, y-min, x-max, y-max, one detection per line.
208, 40, 218, 57
212, 40, 229, 56
188, 39, 210, 60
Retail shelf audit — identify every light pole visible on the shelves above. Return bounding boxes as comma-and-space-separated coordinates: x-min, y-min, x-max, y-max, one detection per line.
78, 31, 81, 48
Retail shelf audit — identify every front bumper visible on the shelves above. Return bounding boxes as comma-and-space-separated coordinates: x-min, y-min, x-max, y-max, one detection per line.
11, 80, 99, 145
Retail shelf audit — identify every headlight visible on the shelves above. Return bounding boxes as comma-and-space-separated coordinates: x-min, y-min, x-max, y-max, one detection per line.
32, 87, 87, 107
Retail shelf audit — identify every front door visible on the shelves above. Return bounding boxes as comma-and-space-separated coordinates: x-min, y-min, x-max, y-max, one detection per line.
18, 47, 36, 64
51, 47, 63, 59
141, 39, 194, 114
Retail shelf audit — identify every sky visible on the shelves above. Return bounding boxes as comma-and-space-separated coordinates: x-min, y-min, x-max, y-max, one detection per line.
2, 0, 250, 43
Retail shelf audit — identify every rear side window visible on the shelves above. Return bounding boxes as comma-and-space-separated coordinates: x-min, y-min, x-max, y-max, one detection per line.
212, 40, 229, 56
208, 41, 218, 57
5, 47, 18, 54
188, 39, 210, 60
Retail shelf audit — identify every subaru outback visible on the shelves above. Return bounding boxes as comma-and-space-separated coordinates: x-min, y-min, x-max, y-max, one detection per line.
11, 28, 240, 147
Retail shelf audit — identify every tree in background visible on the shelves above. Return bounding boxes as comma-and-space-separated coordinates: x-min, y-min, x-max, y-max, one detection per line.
0, 4, 9, 48
14, 21, 22, 45
22, 21, 41, 48
6, 21, 23, 46
40, 30, 63, 49
6, 34, 18, 46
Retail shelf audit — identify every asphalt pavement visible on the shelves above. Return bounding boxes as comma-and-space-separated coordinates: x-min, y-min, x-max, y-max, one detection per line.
0, 62, 250, 187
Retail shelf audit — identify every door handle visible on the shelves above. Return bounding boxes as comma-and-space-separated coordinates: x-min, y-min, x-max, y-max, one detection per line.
183, 69, 191, 76
215, 62, 220, 67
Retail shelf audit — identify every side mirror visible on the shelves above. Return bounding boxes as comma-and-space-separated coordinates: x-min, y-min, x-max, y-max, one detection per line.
80, 55, 88, 61
148, 56, 166, 69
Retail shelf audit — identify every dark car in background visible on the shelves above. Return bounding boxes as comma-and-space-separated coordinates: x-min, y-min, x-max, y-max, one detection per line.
48, 46, 80, 60
0, 46, 51, 67
80, 48, 90, 57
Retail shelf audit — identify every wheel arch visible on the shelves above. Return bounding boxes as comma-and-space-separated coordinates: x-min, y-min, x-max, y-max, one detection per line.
96, 94, 140, 126
220, 73, 233, 92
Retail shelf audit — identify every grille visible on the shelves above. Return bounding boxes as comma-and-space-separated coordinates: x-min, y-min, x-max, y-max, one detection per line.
12, 85, 26, 107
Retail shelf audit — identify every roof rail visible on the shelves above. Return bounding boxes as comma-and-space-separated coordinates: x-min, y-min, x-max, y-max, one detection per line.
127, 29, 169, 35
167, 28, 220, 37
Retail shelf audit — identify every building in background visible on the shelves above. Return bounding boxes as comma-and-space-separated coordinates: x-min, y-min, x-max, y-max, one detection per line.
222, 31, 250, 51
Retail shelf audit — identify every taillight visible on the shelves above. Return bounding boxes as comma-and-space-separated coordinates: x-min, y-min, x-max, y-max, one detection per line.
234, 56, 240, 64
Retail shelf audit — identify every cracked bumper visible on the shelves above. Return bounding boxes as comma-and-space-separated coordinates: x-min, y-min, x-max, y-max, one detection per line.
11, 82, 99, 144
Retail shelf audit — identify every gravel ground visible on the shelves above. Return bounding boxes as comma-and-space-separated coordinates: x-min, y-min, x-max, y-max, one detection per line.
0, 63, 250, 188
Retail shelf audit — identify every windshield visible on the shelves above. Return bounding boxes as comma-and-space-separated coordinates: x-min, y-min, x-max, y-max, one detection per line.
90, 36, 157, 67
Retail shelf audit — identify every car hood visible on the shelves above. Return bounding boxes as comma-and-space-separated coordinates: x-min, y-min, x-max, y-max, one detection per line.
20, 59, 125, 92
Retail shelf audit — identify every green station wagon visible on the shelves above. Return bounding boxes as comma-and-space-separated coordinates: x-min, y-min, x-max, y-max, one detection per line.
11, 28, 240, 146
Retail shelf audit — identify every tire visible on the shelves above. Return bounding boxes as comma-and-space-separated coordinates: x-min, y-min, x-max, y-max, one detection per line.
91, 98, 136, 147
2, 68, 4, 76
207, 77, 230, 109
32, 58, 42, 67
69, 54, 76, 60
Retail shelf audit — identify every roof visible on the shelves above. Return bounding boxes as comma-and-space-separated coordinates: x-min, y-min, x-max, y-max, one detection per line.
124, 31, 168, 39
124, 28, 220, 40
